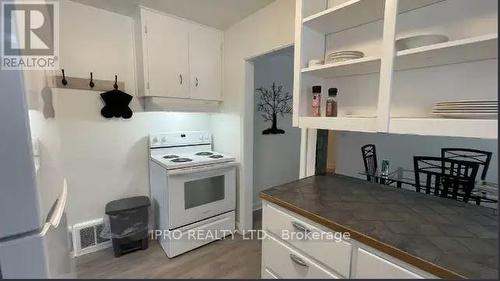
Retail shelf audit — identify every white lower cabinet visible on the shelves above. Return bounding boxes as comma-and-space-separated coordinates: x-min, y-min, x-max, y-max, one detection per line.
262, 234, 340, 279
261, 267, 280, 279
354, 248, 424, 279
263, 202, 352, 277
261, 201, 435, 279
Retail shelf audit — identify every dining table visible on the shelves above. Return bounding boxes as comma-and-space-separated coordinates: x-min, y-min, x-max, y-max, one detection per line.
359, 167, 499, 205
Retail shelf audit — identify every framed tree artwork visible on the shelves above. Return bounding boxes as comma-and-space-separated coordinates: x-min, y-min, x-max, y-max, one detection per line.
256, 82, 292, 135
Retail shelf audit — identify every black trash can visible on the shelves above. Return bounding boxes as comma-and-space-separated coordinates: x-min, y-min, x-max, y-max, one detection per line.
105, 196, 150, 257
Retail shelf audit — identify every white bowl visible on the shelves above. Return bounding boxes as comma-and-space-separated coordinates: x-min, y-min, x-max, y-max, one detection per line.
395, 34, 449, 51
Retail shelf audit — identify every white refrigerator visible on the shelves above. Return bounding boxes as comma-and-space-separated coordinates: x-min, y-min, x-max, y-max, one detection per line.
0, 65, 74, 278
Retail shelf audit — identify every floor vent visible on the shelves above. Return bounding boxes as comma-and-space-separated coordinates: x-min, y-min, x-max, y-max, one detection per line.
72, 218, 111, 257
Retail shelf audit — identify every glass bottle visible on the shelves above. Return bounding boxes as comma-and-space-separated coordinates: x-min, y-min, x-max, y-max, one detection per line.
312, 85, 321, 117
326, 88, 338, 117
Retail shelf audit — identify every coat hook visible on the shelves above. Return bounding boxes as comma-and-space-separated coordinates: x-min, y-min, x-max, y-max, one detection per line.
113, 75, 118, 90
61, 69, 68, 86
89, 72, 95, 88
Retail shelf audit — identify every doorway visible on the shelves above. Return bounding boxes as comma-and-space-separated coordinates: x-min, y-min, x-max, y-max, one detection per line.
249, 46, 301, 216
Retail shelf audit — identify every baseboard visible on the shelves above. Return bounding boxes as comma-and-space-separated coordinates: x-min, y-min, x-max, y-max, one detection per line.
252, 200, 262, 211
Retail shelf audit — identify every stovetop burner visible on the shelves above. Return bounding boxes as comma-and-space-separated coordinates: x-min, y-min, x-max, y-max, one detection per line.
195, 152, 214, 156
209, 155, 224, 159
163, 155, 179, 159
171, 158, 193, 163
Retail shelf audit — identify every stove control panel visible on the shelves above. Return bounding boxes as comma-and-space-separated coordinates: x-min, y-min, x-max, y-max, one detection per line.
149, 131, 211, 148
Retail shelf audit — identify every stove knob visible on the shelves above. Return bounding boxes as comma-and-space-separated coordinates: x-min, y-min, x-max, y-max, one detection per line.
152, 137, 158, 144
161, 137, 167, 143
199, 136, 204, 141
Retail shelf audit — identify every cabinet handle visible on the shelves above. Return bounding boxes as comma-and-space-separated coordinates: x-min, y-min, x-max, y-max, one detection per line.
289, 254, 308, 267
292, 221, 310, 234
179, 74, 183, 85
195, 77, 199, 87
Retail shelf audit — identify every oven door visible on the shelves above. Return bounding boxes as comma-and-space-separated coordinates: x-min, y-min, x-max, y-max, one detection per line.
167, 162, 236, 229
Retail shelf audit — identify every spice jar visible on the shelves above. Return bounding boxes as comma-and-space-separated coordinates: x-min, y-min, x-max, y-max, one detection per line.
312, 85, 321, 117
326, 88, 338, 117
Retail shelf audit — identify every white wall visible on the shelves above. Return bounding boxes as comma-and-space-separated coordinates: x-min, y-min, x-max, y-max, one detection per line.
335, 131, 498, 183
50, 1, 213, 226
213, 0, 295, 230
253, 52, 300, 209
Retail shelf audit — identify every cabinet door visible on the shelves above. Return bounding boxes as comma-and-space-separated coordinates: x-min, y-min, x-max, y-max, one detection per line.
262, 233, 340, 279
144, 10, 190, 98
355, 248, 424, 279
189, 26, 222, 101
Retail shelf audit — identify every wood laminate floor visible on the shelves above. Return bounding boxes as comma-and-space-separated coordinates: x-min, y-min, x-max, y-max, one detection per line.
76, 211, 262, 279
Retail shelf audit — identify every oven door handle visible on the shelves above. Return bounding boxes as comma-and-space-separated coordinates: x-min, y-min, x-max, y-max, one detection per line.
167, 162, 238, 176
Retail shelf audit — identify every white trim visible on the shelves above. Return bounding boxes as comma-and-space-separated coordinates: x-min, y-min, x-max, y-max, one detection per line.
241, 44, 297, 232
306, 129, 318, 177
244, 43, 294, 61
376, 0, 398, 132
299, 128, 308, 178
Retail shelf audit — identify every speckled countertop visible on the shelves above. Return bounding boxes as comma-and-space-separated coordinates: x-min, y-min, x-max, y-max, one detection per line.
260, 174, 498, 279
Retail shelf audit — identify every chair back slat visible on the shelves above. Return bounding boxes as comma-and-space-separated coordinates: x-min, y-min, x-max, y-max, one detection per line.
413, 156, 479, 203
434, 174, 441, 196
442, 148, 492, 181
425, 174, 432, 194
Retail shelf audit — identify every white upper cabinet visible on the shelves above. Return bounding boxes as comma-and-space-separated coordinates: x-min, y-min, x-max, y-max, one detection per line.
135, 8, 223, 103
189, 26, 223, 101
143, 9, 190, 99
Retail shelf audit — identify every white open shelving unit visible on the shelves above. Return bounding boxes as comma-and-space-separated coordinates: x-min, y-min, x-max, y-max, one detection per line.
302, 56, 381, 78
302, 0, 445, 35
395, 33, 498, 71
294, 0, 498, 139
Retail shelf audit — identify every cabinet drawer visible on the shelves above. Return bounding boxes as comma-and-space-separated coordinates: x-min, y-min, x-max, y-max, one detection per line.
263, 202, 352, 277
262, 234, 340, 279
262, 267, 280, 279
355, 248, 424, 279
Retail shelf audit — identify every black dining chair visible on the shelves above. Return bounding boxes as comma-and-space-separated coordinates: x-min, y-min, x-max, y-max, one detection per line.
441, 148, 493, 205
413, 156, 479, 203
441, 148, 492, 182
361, 144, 378, 183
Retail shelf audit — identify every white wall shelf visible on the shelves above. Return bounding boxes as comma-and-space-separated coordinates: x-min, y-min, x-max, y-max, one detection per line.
395, 33, 498, 71
299, 117, 377, 132
295, 0, 498, 140
389, 118, 498, 139
303, 0, 444, 35
302, 57, 381, 78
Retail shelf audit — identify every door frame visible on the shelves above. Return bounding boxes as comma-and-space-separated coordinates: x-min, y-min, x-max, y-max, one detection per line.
241, 43, 315, 227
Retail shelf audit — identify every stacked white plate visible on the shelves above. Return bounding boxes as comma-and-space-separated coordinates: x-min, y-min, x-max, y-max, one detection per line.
325, 50, 364, 64
432, 100, 498, 118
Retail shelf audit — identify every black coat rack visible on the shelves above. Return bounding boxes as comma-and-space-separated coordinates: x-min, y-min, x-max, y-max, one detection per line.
50, 69, 125, 92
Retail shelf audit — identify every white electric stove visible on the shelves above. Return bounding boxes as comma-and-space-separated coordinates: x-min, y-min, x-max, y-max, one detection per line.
148, 131, 237, 257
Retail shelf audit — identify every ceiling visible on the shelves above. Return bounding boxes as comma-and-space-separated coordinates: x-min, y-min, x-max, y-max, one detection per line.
70, 0, 275, 30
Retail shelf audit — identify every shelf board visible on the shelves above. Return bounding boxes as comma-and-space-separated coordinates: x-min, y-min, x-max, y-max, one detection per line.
299, 116, 377, 132
303, 0, 444, 34
389, 117, 498, 139
301, 56, 381, 78
395, 34, 498, 71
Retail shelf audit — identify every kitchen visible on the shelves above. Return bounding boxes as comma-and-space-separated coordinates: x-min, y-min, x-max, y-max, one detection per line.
0, 0, 497, 279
